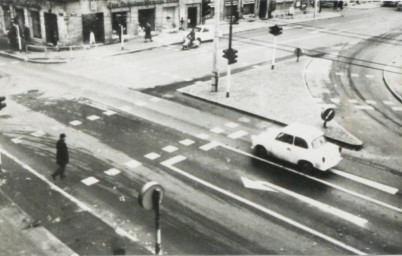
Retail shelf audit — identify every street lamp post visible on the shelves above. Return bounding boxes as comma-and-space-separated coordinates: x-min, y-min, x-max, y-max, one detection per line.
14, 24, 22, 52
120, 24, 124, 50
212, 0, 220, 92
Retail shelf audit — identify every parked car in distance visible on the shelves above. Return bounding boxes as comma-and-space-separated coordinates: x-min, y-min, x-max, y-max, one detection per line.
397, 1, 402, 10
183, 25, 214, 43
382, 1, 398, 7
251, 123, 342, 171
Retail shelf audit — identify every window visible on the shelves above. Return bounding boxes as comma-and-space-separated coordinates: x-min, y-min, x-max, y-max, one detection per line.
276, 133, 294, 144
31, 11, 41, 38
312, 136, 326, 149
295, 137, 308, 149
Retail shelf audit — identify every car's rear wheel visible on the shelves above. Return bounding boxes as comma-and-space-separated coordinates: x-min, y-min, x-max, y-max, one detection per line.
254, 145, 267, 158
298, 161, 314, 172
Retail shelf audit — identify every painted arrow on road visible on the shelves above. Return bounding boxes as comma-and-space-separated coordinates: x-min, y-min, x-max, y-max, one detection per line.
241, 176, 368, 227
241, 176, 278, 192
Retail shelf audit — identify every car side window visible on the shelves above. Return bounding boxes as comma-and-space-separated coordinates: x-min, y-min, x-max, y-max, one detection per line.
276, 133, 294, 145
294, 137, 308, 149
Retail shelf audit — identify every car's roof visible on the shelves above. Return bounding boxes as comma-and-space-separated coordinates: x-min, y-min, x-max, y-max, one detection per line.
281, 123, 324, 141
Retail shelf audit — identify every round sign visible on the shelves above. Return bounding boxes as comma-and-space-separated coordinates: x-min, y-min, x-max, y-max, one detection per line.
138, 181, 164, 210
321, 108, 335, 122
294, 48, 303, 57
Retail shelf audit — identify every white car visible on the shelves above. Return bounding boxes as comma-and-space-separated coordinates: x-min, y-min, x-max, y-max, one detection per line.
251, 123, 342, 171
183, 25, 214, 43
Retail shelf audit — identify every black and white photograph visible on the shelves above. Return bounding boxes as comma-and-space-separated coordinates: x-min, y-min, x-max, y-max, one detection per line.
0, 0, 401, 254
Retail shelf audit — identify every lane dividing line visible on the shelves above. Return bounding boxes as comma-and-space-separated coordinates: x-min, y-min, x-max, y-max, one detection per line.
0, 148, 154, 253
330, 169, 399, 195
160, 156, 366, 255
218, 144, 402, 214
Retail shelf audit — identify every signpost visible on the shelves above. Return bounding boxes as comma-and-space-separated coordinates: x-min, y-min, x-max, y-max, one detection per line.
294, 48, 302, 62
321, 108, 335, 128
269, 24, 283, 70
138, 181, 164, 255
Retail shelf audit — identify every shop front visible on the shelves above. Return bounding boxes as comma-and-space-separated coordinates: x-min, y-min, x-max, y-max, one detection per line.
242, 0, 255, 15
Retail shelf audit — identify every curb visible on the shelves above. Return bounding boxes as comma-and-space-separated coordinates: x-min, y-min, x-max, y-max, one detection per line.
383, 61, 402, 104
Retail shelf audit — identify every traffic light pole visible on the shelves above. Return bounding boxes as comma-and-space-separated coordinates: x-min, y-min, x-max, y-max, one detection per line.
211, 0, 220, 92
271, 36, 277, 70
226, 0, 233, 98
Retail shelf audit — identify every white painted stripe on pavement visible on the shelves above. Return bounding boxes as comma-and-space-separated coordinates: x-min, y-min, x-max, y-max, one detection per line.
81, 176, 99, 186
355, 105, 374, 110
11, 137, 22, 144
210, 127, 225, 134
218, 143, 402, 214
179, 139, 195, 146
365, 74, 374, 79
225, 122, 239, 128
392, 107, 402, 111
228, 130, 248, 139
196, 133, 210, 140
104, 168, 121, 176
144, 152, 160, 160
331, 169, 399, 195
160, 156, 366, 255
87, 115, 100, 121
383, 101, 394, 105
31, 131, 45, 137
351, 73, 359, 77
365, 100, 377, 105
69, 120, 82, 126
335, 72, 344, 76
200, 141, 220, 151
125, 159, 142, 168
0, 148, 153, 253
103, 110, 116, 116
162, 145, 178, 153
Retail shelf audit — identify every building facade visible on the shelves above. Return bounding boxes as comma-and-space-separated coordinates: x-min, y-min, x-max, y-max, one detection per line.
0, 0, 308, 46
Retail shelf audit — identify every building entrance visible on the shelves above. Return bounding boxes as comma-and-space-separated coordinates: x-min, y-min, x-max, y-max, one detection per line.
138, 8, 155, 30
44, 13, 58, 45
187, 7, 197, 28
259, 0, 267, 18
82, 13, 104, 43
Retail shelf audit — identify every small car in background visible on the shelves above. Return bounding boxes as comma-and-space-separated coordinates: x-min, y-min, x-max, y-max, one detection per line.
183, 25, 214, 43
251, 123, 342, 171
397, 1, 402, 10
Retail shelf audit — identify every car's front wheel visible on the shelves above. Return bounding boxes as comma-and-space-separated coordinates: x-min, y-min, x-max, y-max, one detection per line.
254, 145, 267, 158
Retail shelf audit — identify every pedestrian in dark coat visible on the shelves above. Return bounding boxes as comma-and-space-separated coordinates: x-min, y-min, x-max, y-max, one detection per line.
144, 22, 152, 42
52, 133, 69, 180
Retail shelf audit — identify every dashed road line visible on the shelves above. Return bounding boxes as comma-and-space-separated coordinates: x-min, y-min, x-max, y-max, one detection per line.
87, 115, 100, 121
125, 159, 142, 168
144, 152, 161, 160
225, 122, 239, 128
69, 120, 82, 126
196, 133, 210, 140
199, 141, 220, 151
351, 73, 359, 77
103, 110, 116, 116
392, 107, 402, 111
162, 145, 178, 153
104, 168, 121, 176
228, 130, 248, 139
365, 74, 374, 79
210, 127, 225, 134
81, 176, 100, 186
31, 131, 46, 137
11, 137, 22, 144
179, 139, 195, 146
383, 101, 394, 105
355, 105, 374, 110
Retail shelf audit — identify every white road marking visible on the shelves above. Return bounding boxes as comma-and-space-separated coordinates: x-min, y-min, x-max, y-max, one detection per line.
242, 177, 367, 227
81, 176, 99, 186
183, 78, 193, 82
31, 131, 45, 137
331, 169, 399, 195
335, 72, 344, 76
219, 143, 402, 214
125, 159, 142, 168
103, 110, 116, 116
162, 145, 178, 153
348, 99, 358, 104
149, 97, 161, 102
330, 98, 340, 104
256, 121, 270, 129
392, 107, 402, 111
160, 156, 366, 255
241, 177, 277, 192
11, 137, 22, 144
355, 105, 374, 110
87, 115, 100, 121
200, 141, 220, 151
119, 106, 132, 112
144, 152, 161, 160
0, 149, 153, 253
383, 101, 394, 105
135, 101, 147, 107
196, 133, 210, 140
365, 74, 374, 79
69, 120, 82, 126
351, 73, 359, 77
225, 122, 239, 128
365, 100, 377, 105
163, 94, 174, 98
104, 168, 121, 176
210, 127, 225, 134
228, 130, 248, 139
179, 139, 195, 146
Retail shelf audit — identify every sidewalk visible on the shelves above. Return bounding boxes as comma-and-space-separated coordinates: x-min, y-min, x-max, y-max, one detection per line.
383, 56, 402, 103
178, 57, 363, 149
0, 189, 77, 256
0, 11, 342, 63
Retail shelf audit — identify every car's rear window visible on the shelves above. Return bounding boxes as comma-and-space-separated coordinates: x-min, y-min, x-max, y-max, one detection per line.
312, 136, 326, 149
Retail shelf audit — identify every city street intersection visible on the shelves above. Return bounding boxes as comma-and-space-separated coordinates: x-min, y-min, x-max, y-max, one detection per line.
0, 5, 401, 255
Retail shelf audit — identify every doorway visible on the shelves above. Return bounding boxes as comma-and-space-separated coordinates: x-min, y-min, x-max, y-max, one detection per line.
259, 0, 267, 18
82, 13, 104, 43
138, 8, 155, 30
187, 7, 197, 28
44, 12, 58, 45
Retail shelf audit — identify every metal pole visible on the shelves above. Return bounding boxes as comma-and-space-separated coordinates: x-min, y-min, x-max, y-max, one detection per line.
153, 190, 162, 255
314, 0, 317, 18
211, 0, 220, 92
14, 24, 22, 52
226, 64, 231, 98
120, 25, 124, 50
267, 0, 271, 19
271, 36, 276, 70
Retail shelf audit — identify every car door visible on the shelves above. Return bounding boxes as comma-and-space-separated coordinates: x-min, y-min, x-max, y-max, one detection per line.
292, 136, 310, 164
272, 132, 295, 162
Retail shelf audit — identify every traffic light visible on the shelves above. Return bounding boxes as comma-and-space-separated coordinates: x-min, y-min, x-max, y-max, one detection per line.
222, 48, 238, 65
269, 24, 283, 36
202, 0, 211, 17
0, 96, 6, 111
